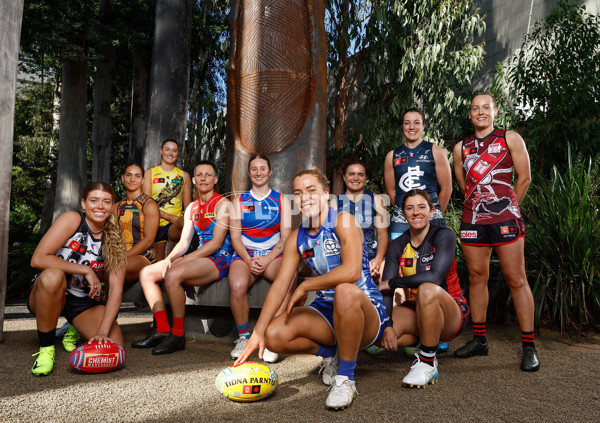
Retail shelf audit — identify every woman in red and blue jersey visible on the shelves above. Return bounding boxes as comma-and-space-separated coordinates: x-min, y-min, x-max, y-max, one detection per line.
228, 155, 295, 363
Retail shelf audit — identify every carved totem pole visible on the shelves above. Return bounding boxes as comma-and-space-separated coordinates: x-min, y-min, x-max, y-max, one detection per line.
226, 0, 327, 195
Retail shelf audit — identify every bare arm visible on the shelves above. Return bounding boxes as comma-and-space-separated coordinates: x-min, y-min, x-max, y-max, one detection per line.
182, 171, 193, 209
261, 194, 293, 263
433, 144, 452, 212
383, 150, 396, 206
142, 169, 153, 197
506, 130, 532, 203
452, 141, 466, 193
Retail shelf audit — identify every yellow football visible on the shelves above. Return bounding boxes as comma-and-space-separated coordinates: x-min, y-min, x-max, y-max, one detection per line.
215, 362, 279, 402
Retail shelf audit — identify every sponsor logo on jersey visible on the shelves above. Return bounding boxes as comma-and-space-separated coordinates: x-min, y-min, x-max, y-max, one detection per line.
153, 178, 165, 183
204, 212, 216, 218
394, 158, 407, 165
400, 257, 414, 267
302, 248, 315, 259
421, 253, 434, 264
473, 160, 490, 175
242, 205, 255, 212
68, 240, 86, 254
323, 238, 341, 256
469, 147, 477, 155
193, 213, 200, 221
488, 143, 503, 154
501, 226, 509, 234
89, 261, 104, 271
461, 230, 477, 239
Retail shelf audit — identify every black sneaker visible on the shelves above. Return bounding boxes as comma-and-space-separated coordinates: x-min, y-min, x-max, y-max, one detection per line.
131, 331, 169, 348
454, 339, 489, 358
152, 333, 186, 355
521, 346, 540, 372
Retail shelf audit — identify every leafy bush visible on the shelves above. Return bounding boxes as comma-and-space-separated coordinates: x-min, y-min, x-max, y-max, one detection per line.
522, 150, 600, 338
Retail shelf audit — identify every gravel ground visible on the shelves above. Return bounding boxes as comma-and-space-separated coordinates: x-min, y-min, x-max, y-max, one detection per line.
1, 303, 599, 423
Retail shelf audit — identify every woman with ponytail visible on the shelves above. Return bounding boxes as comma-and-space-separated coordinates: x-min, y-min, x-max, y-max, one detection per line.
27, 182, 126, 376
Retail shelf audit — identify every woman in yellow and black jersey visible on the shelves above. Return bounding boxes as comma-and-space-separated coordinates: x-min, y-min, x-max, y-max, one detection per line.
378, 189, 469, 388
115, 163, 160, 282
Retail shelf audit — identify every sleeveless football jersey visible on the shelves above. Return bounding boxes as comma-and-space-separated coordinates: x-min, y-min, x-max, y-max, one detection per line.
190, 192, 233, 254
239, 189, 281, 252
296, 208, 383, 303
337, 191, 377, 261
150, 165, 185, 226
461, 129, 521, 224
391, 140, 445, 231
116, 193, 154, 251
55, 212, 104, 298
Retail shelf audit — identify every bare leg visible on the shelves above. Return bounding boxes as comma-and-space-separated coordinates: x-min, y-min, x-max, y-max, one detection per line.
462, 244, 493, 323
28, 268, 67, 332
138, 261, 168, 313
73, 306, 124, 346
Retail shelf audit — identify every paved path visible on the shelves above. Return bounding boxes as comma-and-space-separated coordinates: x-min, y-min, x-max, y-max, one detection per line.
1, 303, 599, 422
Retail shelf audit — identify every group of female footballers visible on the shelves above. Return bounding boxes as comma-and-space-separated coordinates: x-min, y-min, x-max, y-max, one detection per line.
26, 93, 539, 410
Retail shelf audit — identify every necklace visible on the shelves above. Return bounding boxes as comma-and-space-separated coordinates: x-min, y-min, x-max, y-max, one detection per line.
86, 218, 106, 234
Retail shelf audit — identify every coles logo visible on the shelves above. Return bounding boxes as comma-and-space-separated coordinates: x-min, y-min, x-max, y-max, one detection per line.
501, 226, 509, 234
461, 230, 477, 239
68, 240, 85, 254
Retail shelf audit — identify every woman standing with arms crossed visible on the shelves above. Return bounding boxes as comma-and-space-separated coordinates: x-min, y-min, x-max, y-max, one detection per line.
28, 183, 126, 376
235, 169, 388, 410
452, 93, 539, 372
228, 154, 295, 363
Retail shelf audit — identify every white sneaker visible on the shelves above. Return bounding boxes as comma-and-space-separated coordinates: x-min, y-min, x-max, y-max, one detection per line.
262, 347, 279, 363
402, 354, 439, 388
325, 375, 357, 409
230, 337, 248, 359
319, 352, 339, 385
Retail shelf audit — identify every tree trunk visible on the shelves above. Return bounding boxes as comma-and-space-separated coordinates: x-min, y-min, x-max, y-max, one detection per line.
143, 0, 192, 170
53, 57, 88, 221
129, 50, 150, 165
0, 0, 25, 342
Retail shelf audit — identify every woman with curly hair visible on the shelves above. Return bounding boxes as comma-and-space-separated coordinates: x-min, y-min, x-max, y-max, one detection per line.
28, 182, 127, 376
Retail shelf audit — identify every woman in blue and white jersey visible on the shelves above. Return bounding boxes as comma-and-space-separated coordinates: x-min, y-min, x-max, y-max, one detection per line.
234, 168, 388, 410
229, 154, 295, 363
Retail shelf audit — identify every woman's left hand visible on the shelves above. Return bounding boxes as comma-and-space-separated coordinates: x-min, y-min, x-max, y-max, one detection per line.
286, 285, 308, 316
379, 326, 398, 351
88, 334, 115, 344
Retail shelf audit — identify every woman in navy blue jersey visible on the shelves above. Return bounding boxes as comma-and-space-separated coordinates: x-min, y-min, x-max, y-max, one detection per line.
228, 154, 294, 363
234, 168, 388, 410
379, 189, 469, 387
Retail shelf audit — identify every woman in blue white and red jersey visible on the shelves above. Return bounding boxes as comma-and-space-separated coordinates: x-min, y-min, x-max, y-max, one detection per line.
228, 155, 295, 363
234, 168, 388, 410
378, 189, 469, 388
28, 182, 127, 376
452, 93, 539, 372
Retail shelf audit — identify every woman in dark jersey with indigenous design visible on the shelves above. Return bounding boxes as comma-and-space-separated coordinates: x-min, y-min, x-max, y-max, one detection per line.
27, 182, 126, 376
228, 155, 295, 363
115, 163, 160, 282
234, 168, 388, 410
384, 108, 452, 240
378, 189, 469, 387
336, 158, 388, 280
452, 93, 539, 372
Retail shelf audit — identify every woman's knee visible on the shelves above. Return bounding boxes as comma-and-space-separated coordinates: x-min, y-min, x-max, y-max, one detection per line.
37, 269, 67, 294
333, 283, 362, 311
229, 275, 250, 299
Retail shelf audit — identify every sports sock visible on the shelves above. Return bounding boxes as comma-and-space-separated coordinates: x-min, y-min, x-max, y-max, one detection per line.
171, 316, 185, 337
337, 358, 356, 381
418, 344, 437, 367
154, 310, 170, 334
38, 329, 55, 347
236, 322, 250, 338
521, 330, 536, 349
473, 321, 487, 343
316, 344, 337, 358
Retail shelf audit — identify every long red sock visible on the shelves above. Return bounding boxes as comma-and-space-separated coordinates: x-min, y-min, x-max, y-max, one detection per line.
172, 317, 185, 337
154, 310, 170, 334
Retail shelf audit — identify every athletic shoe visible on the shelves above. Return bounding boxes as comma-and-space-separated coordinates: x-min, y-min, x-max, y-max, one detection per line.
62, 324, 82, 352
262, 347, 279, 363
325, 375, 357, 410
364, 345, 386, 356
402, 355, 439, 388
230, 336, 249, 359
438, 341, 449, 352
402, 342, 420, 358
521, 346, 540, 372
454, 339, 489, 358
31, 346, 56, 376
319, 352, 339, 386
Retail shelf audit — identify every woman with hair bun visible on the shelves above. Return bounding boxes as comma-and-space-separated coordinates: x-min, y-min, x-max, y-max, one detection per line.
28, 182, 127, 376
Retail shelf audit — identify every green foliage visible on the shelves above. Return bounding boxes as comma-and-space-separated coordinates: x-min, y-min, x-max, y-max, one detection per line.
7, 242, 39, 299
325, 0, 486, 184
522, 149, 600, 338
497, 0, 600, 174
